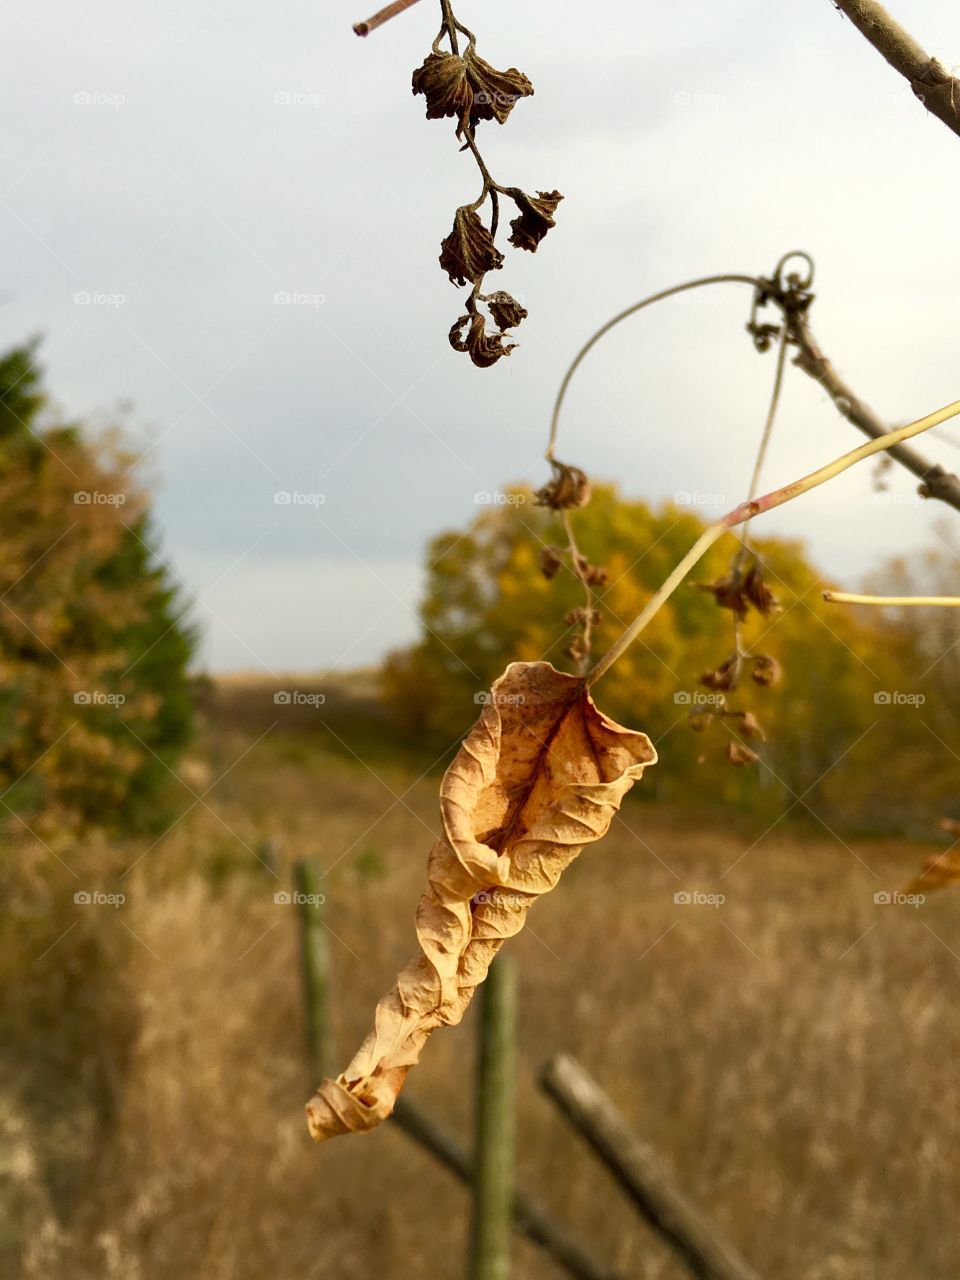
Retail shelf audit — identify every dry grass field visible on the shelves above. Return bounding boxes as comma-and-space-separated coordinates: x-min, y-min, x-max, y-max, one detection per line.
5, 677, 960, 1279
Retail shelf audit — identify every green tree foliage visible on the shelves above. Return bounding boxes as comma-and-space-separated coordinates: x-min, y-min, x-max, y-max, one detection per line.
0, 340, 195, 834
384, 484, 960, 829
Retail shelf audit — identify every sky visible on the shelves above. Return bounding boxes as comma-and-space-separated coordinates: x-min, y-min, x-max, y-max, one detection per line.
2, 0, 959, 673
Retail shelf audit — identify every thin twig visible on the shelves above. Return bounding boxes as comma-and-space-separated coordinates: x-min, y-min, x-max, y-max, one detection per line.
353, 0, 423, 37
546, 270, 960, 517
736, 322, 789, 564
832, 0, 960, 141
585, 396, 960, 687
823, 591, 960, 607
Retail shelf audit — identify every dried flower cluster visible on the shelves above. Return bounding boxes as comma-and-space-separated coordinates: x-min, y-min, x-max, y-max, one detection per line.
412, 3, 562, 367
535, 460, 608, 669
689, 555, 782, 766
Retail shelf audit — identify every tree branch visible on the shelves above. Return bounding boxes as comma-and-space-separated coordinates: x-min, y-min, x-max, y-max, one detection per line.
790, 310, 960, 511
832, 0, 960, 140
353, 0, 423, 37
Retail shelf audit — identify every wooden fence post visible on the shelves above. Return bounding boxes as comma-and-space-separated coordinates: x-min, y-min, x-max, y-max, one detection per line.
391, 1096, 621, 1280
294, 858, 334, 1080
469, 953, 517, 1280
541, 1054, 764, 1280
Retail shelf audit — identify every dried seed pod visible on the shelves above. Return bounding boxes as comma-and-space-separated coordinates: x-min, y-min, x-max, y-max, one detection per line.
540, 546, 563, 580
699, 654, 740, 692
582, 563, 608, 587
728, 710, 766, 740
565, 636, 587, 662
751, 653, 782, 687
727, 741, 760, 767
688, 707, 715, 732
484, 290, 528, 331
564, 606, 601, 627
695, 562, 778, 619
743, 563, 778, 616
535, 459, 591, 510
448, 312, 515, 368
440, 207, 504, 287
509, 189, 564, 252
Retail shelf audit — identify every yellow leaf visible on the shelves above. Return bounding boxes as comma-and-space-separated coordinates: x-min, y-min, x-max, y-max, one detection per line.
306, 660, 656, 1141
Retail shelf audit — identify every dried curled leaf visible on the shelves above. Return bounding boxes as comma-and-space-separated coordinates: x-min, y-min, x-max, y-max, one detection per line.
535, 459, 591, 510
699, 654, 740, 692
440, 207, 504, 287
509, 189, 564, 253
902, 846, 960, 896
465, 48, 534, 125
306, 661, 657, 1141
411, 51, 473, 126
411, 48, 533, 132
484, 290, 528, 331
449, 312, 516, 368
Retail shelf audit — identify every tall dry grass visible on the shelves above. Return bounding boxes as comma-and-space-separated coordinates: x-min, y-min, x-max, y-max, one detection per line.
5, 701, 960, 1279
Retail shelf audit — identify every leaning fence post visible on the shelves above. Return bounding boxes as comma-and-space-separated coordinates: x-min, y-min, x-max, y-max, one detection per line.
294, 858, 334, 1080
541, 1054, 764, 1280
469, 952, 517, 1280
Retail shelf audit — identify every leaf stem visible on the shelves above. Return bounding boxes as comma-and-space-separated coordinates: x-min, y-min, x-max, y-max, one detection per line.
585, 397, 960, 688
